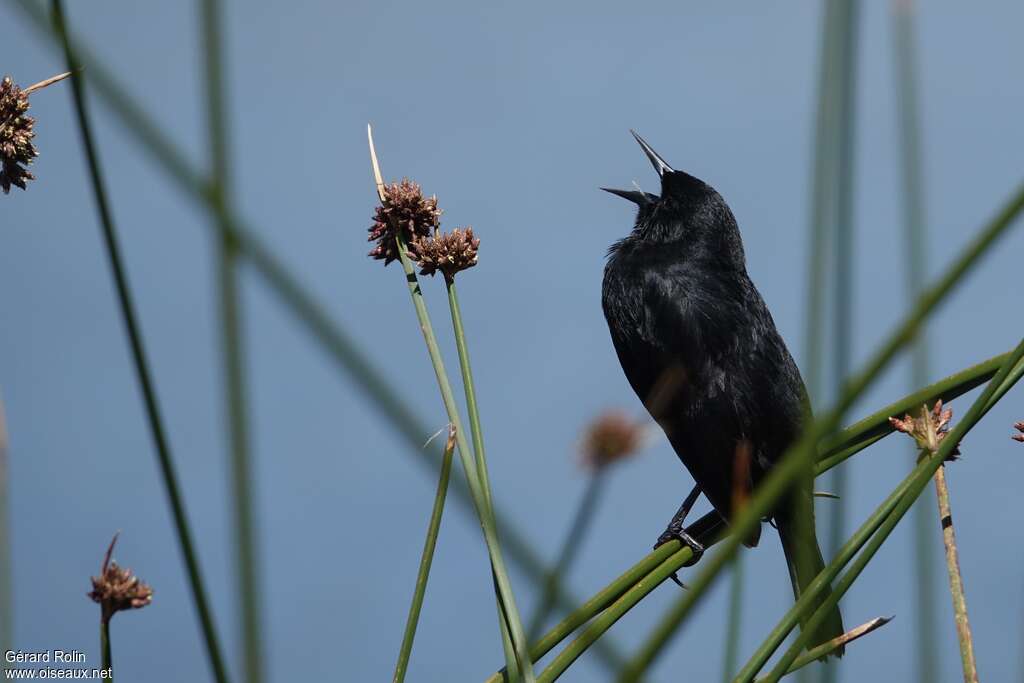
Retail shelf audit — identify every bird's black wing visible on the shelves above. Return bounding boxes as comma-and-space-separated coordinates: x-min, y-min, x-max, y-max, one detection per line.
605, 253, 805, 520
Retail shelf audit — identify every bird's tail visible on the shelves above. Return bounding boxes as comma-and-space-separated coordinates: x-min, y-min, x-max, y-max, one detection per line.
775, 486, 845, 658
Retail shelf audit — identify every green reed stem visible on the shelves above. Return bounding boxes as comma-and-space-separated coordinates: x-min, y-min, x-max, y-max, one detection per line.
51, 4, 229, 681
892, 2, 939, 678
932, 466, 979, 683
824, 21, 859, 683
0, 396, 9, 675
803, 0, 841, 409
760, 337, 1024, 683
100, 620, 112, 682
803, 22, 841, 679
198, 1, 262, 680
392, 427, 457, 683
444, 281, 494, 509
721, 554, 745, 683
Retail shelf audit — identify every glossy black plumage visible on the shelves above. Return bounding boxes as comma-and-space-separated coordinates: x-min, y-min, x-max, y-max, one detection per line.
601, 132, 845, 655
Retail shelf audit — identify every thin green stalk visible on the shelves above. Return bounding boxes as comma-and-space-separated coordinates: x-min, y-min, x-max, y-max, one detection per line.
824, 15, 860, 667
483, 347, 1016, 683
803, 0, 842, 408
498, 610, 522, 683
762, 337, 1024, 682
721, 554, 745, 683
802, 25, 840, 680
5, 9, 630, 670
892, 1, 939, 678
445, 280, 493, 509
198, 1, 262, 681
932, 466, 979, 683
50, 4, 229, 682
369, 136, 533, 682
0, 394, 10, 675
527, 470, 608, 642
752, 617, 892, 683
100, 620, 112, 682
392, 427, 457, 683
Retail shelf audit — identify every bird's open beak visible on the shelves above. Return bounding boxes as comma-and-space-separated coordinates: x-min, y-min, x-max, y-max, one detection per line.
630, 130, 674, 177
601, 187, 652, 205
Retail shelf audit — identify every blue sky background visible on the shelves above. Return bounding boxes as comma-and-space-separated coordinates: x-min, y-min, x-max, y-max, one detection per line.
2, 1, 1023, 681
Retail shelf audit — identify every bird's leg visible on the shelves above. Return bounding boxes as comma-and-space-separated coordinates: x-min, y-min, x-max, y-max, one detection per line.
654, 485, 705, 582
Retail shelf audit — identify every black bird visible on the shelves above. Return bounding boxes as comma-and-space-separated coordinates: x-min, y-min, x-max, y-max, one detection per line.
601, 131, 845, 655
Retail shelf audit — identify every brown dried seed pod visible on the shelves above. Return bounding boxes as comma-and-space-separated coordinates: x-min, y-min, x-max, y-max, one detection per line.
579, 410, 645, 471
87, 534, 153, 624
0, 76, 38, 194
407, 227, 480, 280
368, 179, 442, 265
888, 399, 961, 460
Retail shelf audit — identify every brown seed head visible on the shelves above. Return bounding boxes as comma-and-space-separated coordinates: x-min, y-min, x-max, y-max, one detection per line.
88, 534, 153, 624
368, 179, 442, 265
1013, 421, 1024, 443
407, 227, 480, 280
889, 400, 961, 460
580, 411, 645, 471
0, 76, 37, 194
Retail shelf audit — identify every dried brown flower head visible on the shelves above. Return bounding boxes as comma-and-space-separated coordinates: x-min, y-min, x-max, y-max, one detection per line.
889, 400, 961, 460
407, 227, 480, 280
88, 534, 153, 624
1013, 421, 1024, 443
368, 179, 442, 264
580, 411, 645, 470
0, 76, 37, 194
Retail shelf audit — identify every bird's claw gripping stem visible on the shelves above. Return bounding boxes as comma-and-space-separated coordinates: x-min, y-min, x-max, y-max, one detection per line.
655, 523, 705, 568
653, 484, 705, 574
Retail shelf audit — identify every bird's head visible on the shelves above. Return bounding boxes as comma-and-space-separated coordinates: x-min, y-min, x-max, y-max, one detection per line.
603, 131, 739, 248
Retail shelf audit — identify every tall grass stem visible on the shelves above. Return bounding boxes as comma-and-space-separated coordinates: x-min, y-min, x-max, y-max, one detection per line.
721, 555, 745, 683
932, 466, 979, 683
100, 620, 112, 682
824, 0, 860, 617
892, 2, 940, 678
392, 426, 457, 683
0, 395, 10, 674
51, 3, 229, 681
198, 0, 263, 680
